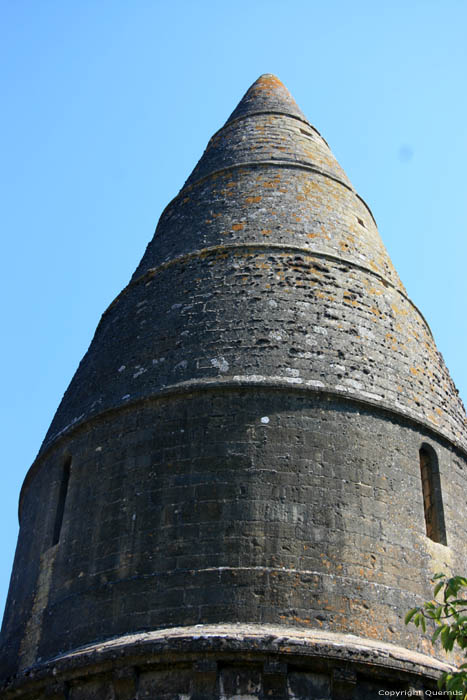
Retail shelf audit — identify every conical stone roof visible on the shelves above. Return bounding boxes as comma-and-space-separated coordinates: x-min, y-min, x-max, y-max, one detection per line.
225, 73, 309, 124
38, 74, 466, 464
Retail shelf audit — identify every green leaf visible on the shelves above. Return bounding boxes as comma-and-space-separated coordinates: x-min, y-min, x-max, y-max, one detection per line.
446, 631, 456, 651
405, 608, 419, 625
434, 580, 444, 597
433, 573, 446, 581
441, 625, 451, 648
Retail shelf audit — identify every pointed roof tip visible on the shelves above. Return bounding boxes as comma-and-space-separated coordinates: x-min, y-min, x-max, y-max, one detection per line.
225, 74, 309, 126
256, 72, 283, 82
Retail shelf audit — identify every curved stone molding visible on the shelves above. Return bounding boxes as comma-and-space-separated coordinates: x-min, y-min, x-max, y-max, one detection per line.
0, 626, 454, 699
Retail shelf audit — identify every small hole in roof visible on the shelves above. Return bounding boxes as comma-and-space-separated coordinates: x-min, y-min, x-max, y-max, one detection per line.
299, 128, 313, 139
357, 217, 365, 227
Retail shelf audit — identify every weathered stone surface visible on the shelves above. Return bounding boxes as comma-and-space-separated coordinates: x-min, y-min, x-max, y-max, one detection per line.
34, 78, 466, 455
0, 625, 455, 699
225, 73, 309, 125
1, 74, 466, 698
3, 391, 466, 677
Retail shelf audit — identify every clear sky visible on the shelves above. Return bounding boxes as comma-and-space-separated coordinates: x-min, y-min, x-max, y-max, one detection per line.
1, 0, 466, 619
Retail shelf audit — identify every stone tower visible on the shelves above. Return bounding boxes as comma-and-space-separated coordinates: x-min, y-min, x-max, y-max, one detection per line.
1, 75, 466, 699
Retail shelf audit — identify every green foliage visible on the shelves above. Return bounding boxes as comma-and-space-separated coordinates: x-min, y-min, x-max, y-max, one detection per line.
406, 573, 467, 698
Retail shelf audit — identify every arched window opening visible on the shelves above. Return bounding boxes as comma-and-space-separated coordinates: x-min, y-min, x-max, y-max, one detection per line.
52, 457, 71, 546
419, 446, 447, 545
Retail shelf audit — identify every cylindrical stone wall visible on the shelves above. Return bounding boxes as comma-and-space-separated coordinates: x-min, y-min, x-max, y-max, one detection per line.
2, 389, 467, 678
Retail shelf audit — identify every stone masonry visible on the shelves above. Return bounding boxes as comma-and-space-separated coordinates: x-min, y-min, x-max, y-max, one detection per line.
1, 74, 466, 699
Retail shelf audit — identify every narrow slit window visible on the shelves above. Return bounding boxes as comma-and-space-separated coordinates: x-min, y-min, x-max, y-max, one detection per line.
419, 446, 447, 545
52, 457, 71, 546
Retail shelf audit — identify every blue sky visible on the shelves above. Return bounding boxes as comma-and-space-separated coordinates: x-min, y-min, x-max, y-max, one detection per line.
1, 0, 466, 618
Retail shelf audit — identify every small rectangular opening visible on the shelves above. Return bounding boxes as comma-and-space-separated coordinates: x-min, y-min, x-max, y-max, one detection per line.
52, 457, 71, 546
419, 446, 447, 545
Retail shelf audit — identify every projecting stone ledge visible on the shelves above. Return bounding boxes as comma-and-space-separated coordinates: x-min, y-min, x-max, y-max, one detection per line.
1, 624, 452, 699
